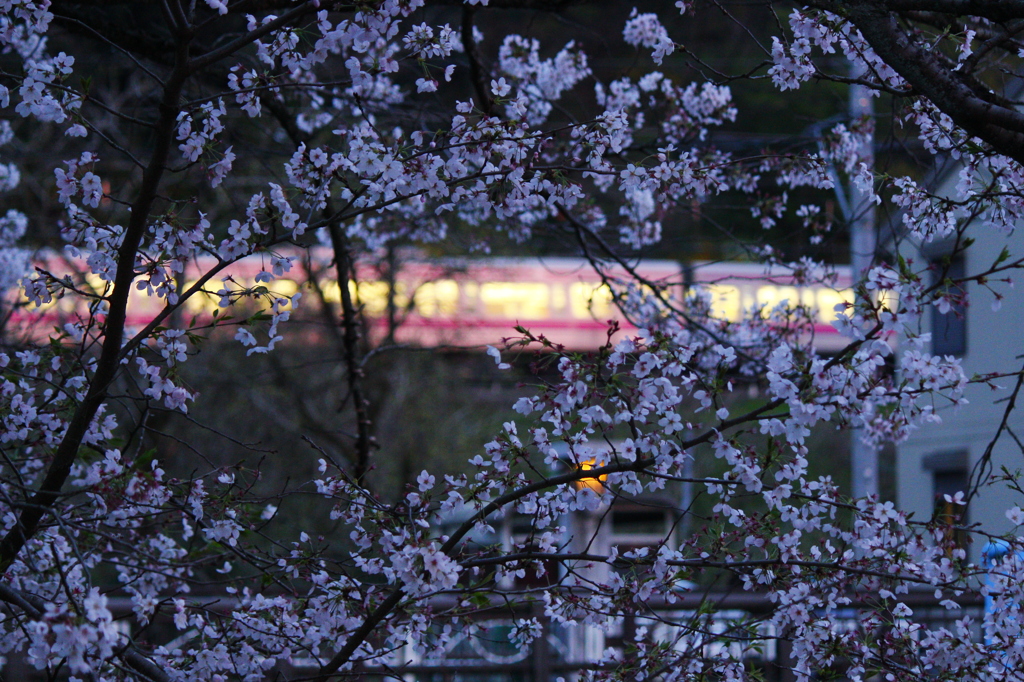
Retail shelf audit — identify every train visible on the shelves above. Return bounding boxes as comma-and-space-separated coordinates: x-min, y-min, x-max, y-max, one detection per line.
3, 248, 855, 353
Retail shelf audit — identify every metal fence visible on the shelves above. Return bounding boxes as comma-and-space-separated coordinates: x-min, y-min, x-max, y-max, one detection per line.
0, 591, 987, 681
353, 591, 986, 682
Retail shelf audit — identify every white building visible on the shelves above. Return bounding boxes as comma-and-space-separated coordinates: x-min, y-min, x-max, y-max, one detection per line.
894, 162, 1024, 559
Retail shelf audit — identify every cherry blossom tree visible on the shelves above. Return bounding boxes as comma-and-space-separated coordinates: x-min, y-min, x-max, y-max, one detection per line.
2, 1, 1024, 680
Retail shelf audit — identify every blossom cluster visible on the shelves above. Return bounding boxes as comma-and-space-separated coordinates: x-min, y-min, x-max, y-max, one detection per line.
0, 2, 1023, 680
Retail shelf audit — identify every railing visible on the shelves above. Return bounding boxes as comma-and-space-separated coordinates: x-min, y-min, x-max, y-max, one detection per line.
351, 591, 985, 682
0, 590, 987, 680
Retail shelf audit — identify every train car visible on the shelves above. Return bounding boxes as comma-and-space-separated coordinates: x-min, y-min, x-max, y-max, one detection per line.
688, 260, 856, 354
3, 250, 860, 353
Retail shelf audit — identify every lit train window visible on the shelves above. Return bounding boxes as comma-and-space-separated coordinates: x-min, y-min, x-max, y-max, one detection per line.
317, 279, 341, 304
273, 279, 299, 298
461, 281, 479, 313
304, 279, 410, 314
352, 281, 389, 315
414, 279, 459, 317
551, 283, 567, 315
180, 279, 301, 314
755, 285, 803, 316
22, 269, 88, 314
705, 284, 741, 321
817, 288, 849, 322
479, 282, 550, 319
182, 282, 218, 314
22, 290, 56, 312
568, 282, 614, 319
755, 285, 855, 324
27, 294, 80, 315
84, 273, 110, 296
817, 288, 854, 323
358, 278, 409, 315
877, 289, 898, 313
698, 283, 856, 326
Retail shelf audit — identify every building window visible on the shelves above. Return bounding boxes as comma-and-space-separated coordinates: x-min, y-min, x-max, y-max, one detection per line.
931, 254, 966, 356
924, 450, 968, 552
609, 503, 675, 577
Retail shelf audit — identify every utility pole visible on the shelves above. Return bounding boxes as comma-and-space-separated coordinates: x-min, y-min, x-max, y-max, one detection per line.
849, 64, 878, 500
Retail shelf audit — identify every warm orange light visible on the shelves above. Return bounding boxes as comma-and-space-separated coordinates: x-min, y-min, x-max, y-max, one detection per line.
574, 458, 607, 493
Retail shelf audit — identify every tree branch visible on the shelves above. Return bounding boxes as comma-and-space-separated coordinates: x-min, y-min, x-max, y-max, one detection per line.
462, 5, 493, 116
814, 1, 1024, 166
872, 1, 1024, 22
0, 12, 193, 573
0, 584, 171, 682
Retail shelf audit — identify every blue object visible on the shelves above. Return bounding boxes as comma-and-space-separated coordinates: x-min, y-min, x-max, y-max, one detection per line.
982, 540, 1023, 645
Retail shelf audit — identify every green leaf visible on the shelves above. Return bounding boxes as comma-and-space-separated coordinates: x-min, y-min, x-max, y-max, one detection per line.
995, 246, 1011, 267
